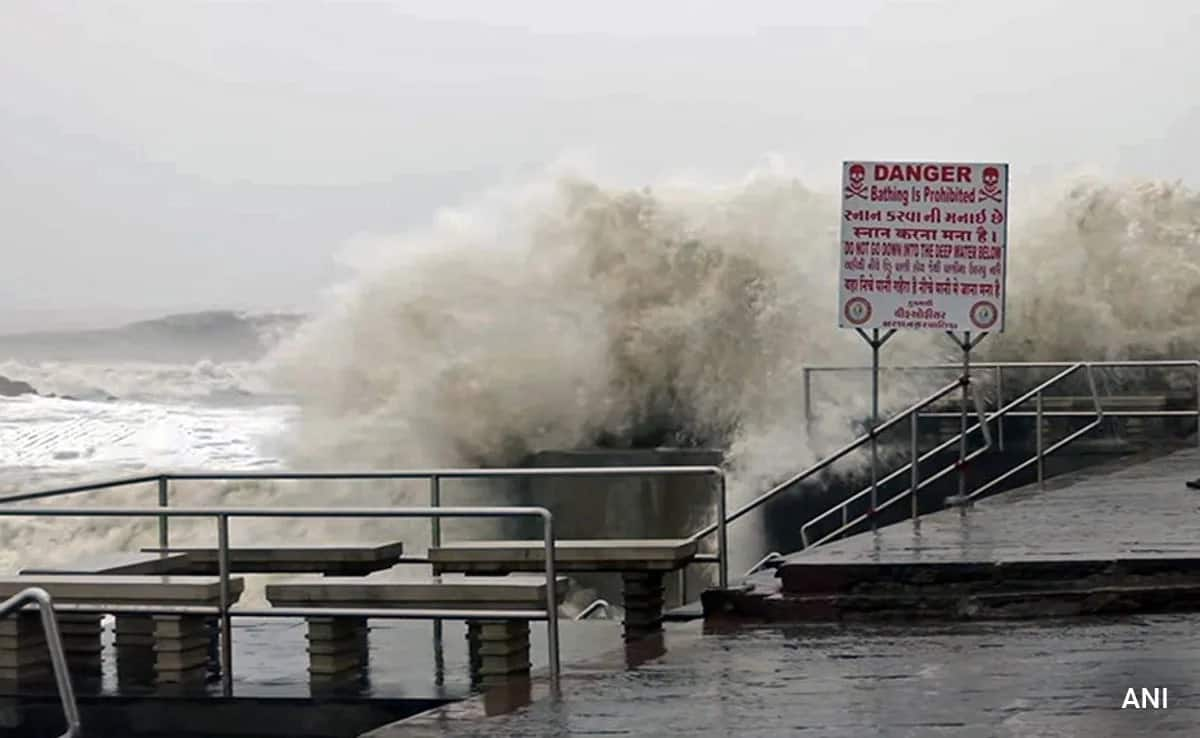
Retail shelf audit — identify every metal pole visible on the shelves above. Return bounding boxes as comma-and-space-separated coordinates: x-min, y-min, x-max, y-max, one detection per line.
540, 510, 560, 697
870, 329, 881, 530
217, 514, 233, 698
716, 473, 728, 589
958, 332, 970, 505
910, 410, 920, 527
803, 367, 812, 436
995, 366, 1005, 452
1195, 363, 1200, 448
1036, 391, 1045, 489
429, 475, 443, 666
429, 476, 441, 548
157, 476, 170, 549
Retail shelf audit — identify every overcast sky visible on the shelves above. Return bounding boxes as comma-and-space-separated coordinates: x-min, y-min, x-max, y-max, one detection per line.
2, 1, 1198, 331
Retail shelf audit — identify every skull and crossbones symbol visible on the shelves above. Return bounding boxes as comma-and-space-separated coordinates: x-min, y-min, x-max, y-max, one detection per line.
844, 164, 868, 200
979, 167, 1002, 202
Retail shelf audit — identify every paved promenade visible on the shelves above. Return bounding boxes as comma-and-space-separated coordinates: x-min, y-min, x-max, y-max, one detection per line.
376, 616, 1200, 737
794, 446, 1200, 565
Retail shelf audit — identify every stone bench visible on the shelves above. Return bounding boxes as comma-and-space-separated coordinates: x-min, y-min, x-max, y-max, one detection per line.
265, 575, 566, 688
140, 542, 404, 576
429, 539, 698, 640
0, 575, 244, 686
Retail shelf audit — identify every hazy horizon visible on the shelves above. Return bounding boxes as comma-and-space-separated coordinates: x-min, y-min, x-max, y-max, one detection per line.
3, 1, 1199, 333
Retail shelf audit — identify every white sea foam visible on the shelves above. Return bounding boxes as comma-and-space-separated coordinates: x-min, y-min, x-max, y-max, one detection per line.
4, 164, 1199, 577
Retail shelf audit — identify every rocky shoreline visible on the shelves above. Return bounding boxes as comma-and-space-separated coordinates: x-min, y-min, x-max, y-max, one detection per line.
0, 375, 37, 397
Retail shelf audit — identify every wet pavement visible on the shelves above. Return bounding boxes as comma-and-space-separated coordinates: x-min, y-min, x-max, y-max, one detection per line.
792, 446, 1200, 565
380, 616, 1200, 737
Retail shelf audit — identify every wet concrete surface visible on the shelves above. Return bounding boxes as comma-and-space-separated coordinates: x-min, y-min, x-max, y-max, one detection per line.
381, 616, 1200, 737
2, 618, 629, 736
792, 446, 1200, 565
59, 617, 626, 700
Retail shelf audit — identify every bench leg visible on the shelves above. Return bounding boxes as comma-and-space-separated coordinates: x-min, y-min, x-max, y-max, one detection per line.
0, 613, 51, 686
153, 615, 212, 685
56, 614, 102, 683
115, 616, 156, 686
466, 620, 530, 689
306, 617, 369, 684
622, 572, 666, 641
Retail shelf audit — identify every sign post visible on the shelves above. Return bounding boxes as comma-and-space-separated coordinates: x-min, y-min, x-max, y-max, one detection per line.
838, 160, 1009, 527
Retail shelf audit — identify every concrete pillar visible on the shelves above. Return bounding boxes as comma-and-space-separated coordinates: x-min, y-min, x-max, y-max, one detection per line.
153, 615, 211, 685
115, 616, 157, 686
305, 617, 369, 684
622, 572, 666, 641
0, 613, 50, 685
56, 614, 102, 682
467, 620, 530, 689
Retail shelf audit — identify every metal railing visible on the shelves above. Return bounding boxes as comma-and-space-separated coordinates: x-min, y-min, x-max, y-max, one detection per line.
688, 377, 966, 547
0, 505, 562, 698
575, 599, 612, 621
801, 362, 1107, 548
0, 587, 81, 737
0, 466, 729, 589
804, 359, 1200, 449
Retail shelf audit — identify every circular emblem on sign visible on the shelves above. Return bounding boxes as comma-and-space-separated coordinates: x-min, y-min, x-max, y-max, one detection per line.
844, 297, 872, 326
969, 300, 998, 330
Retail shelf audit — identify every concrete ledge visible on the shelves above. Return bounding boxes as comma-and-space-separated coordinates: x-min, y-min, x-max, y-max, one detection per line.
0, 575, 244, 604
778, 555, 1200, 595
430, 539, 697, 574
265, 576, 567, 609
704, 581, 1200, 622
21, 552, 192, 576
142, 542, 404, 575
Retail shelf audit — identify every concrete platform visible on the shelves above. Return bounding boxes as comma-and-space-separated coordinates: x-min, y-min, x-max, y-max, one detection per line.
704, 446, 1200, 621
361, 616, 1200, 737
141, 542, 404, 576
429, 539, 697, 574
265, 576, 567, 609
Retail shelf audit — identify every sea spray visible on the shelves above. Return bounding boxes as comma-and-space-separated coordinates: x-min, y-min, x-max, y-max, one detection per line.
4, 165, 1200, 579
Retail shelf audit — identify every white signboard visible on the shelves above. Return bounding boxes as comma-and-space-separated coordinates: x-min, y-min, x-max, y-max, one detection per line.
838, 161, 1009, 332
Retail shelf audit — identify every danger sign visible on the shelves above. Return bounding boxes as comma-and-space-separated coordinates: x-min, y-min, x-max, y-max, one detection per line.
838, 160, 1009, 332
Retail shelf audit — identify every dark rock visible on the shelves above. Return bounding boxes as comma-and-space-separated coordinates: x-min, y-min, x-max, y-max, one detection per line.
0, 375, 37, 397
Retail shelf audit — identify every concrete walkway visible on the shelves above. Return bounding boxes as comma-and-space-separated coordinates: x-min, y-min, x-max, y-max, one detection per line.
368, 616, 1200, 737
794, 446, 1200, 565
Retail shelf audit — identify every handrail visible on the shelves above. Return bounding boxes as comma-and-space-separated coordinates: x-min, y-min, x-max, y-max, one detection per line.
0, 505, 562, 699
801, 363, 1105, 548
804, 360, 1200, 449
688, 378, 963, 545
805, 359, 1200, 373
800, 375, 999, 547
744, 552, 783, 576
0, 587, 81, 737
0, 464, 729, 589
575, 599, 612, 621
969, 364, 1104, 499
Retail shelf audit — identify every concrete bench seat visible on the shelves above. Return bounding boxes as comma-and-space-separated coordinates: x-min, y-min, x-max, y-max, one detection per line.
265, 575, 565, 686
265, 575, 566, 609
20, 552, 192, 576
429, 539, 697, 574
430, 539, 697, 641
0, 575, 244, 603
140, 541, 404, 576
0, 575, 244, 686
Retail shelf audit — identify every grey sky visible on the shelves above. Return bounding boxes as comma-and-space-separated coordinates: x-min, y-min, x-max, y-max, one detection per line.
2, 1, 1197, 331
